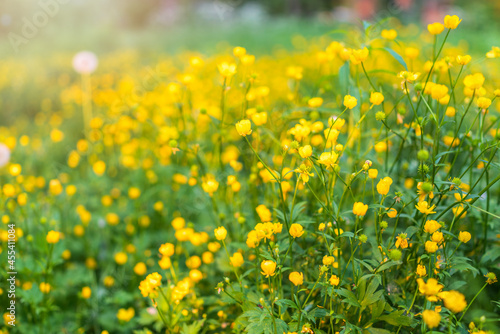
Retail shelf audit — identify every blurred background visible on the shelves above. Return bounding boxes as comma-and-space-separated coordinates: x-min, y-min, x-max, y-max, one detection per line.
1, 0, 499, 57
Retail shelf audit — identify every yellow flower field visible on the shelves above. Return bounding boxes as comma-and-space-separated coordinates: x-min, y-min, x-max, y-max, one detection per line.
1, 13, 500, 334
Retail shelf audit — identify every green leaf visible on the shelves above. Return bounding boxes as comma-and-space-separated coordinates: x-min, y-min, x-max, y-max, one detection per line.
364, 328, 392, 334
375, 261, 400, 273
180, 319, 205, 334
383, 47, 408, 70
481, 247, 500, 264
339, 62, 350, 96
337, 288, 362, 307
378, 310, 413, 326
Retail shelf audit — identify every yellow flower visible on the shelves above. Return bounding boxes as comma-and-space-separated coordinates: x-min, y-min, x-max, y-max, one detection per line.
49, 179, 63, 196
431, 84, 449, 100
463, 73, 485, 89
322, 255, 335, 265
395, 233, 408, 249
251, 112, 267, 126
387, 208, 397, 218
456, 55, 471, 65
405, 47, 419, 59
417, 264, 427, 277
353, 202, 368, 216
218, 62, 236, 78
289, 223, 304, 238
425, 241, 439, 253
81, 286, 92, 299
230, 252, 244, 267
46, 230, 61, 244
422, 310, 441, 329
417, 278, 444, 302
343, 95, 358, 109
128, 187, 141, 199
202, 174, 219, 196
260, 260, 276, 277
486, 46, 500, 58
477, 97, 491, 109
92, 160, 106, 176
381, 29, 397, 40
214, 226, 227, 241
308, 97, 323, 108
289, 272, 304, 286
233, 46, 246, 57
458, 231, 471, 243
427, 22, 444, 35
349, 47, 369, 64
159, 243, 175, 257
256, 204, 272, 222
317, 151, 338, 167
398, 71, 420, 83
117, 307, 135, 322
134, 262, 147, 276
445, 106, 456, 117
368, 168, 378, 179
171, 217, 185, 230
370, 92, 384, 105
138, 272, 162, 298
431, 231, 444, 244
376, 176, 393, 195
485, 272, 497, 285
39, 282, 51, 294
235, 119, 252, 136
438, 290, 467, 313
444, 15, 462, 29
298, 145, 312, 159
415, 201, 436, 215
115, 252, 128, 265
329, 274, 340, 286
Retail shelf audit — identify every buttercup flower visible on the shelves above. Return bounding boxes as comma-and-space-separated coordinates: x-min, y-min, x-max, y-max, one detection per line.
424, 220, 441, 233
428, 22, 444, 35
343, 95, 358, 109
139, 272, 162, 297
308, 97, 323, 108
444, 15, 462, 29
417, 278, 444, 301
230, 252, 244, 267
214, 227, 227, 241
376, 177, 393, 195
438, 290, 467, 313
218, 62, 237, 77
330, 275, 340, 286
477, 97, 491, 109
298, 145, 312, 158
289, 223, 304, 238
370, 92, 384, 105
235, 119, 252, 136
349, 47, 369, 64
458, 231, 471, 243
456, 55, 471, 65
289, 271, 304, 286
46, 230, 61, 244
353, 202, 368, 216
381, 29, 397, 40
260, 260, 276, 277
416, 201, 436, 215
422, 310, 441, 329
425, 241, 439, 253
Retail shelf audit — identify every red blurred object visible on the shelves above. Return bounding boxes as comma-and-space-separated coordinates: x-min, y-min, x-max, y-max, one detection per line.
354, 0, 376, 19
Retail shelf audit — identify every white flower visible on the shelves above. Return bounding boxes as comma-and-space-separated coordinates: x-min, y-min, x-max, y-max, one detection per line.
72, 51, 98, 74
0, 143, 10, 168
